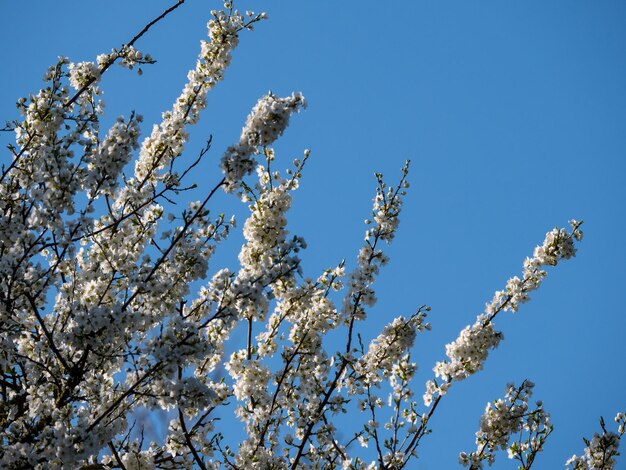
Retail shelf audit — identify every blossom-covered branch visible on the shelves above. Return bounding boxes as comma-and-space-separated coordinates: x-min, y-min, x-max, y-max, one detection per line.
398, 220, 584, 467
459, 380, 552, 469
566, 413, 625, 470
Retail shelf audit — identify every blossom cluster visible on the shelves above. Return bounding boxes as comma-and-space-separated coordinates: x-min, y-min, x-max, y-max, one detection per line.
68, 60, 101, 90
0, 2, 272, 468
459, 380, 552, 469
433, 315, 503, 384
355, 309, 430, 387
424, 220, 584, 407
83, 114, 142, 198
342, 163, 409, 323
97, 44, 155, 71
223, 158, 341, 468
487, 222, 582, 316
130, 8, 249, 191
221, 92, 306, 191
566, 412, 625, 470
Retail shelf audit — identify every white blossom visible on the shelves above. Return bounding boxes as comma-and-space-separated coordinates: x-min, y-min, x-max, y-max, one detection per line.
221, 92, 306, 191
432, 220, 584, 390
566, 412, 625, 470
68, 61, 101, 90
460, 380, 552, 469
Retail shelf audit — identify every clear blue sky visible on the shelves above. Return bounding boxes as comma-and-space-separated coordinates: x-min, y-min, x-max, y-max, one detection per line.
1, 1, 625, 467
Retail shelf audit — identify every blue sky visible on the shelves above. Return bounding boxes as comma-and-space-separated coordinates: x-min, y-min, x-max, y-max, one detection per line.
1, 1, 625, 467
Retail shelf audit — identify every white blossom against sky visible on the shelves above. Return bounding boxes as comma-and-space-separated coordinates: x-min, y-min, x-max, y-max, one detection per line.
1, 1, 625, 468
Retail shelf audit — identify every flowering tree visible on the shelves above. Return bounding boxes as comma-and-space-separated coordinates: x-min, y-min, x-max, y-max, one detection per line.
0, 2, 623, 469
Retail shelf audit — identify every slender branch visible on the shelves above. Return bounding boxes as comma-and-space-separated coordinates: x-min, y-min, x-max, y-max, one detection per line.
365, 382, 386, 468
290, 193, 391, 468
3, 0, 188, 181
178, 407, 208, 470
85, 363, 162, 433
246, 317, 253, 361
290, 358, 348, 469
398, 388, 447, 469
25, 293, 70, 372
0, 130, 37, 185
64, 0, 187, 109
108, 441, 129, 470
321, 414, 348, 462
254, 330, 308, 451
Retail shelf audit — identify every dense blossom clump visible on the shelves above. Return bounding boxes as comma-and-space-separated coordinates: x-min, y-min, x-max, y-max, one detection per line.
459, 380, 552, 469
355, 310, 430, 387
221, 92, 306, 191
68, 61, 101, 90
566, 413, 625, 470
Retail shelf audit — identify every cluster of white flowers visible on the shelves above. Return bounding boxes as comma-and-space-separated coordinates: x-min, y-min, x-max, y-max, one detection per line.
221, 92, 306, 191
460, 380, 552, 469
226, 352, 272, 404
231, 158, 307, 320
83, 114, 142, 198
131, 8, 252, 192
342, 163, 409, 323
68, 45, 154, 98
486, 220, 582, 316
433, 315, 503, 384
354, 310, 430, 387
97, 44, 155, 73
566, 413, 625, 470
221, 157, 316, 467
425, 221, 584, 407
215, 160, 414, 469
0, 3, 273, 468
68, 60, 101, 90
10, 56, 94, 220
